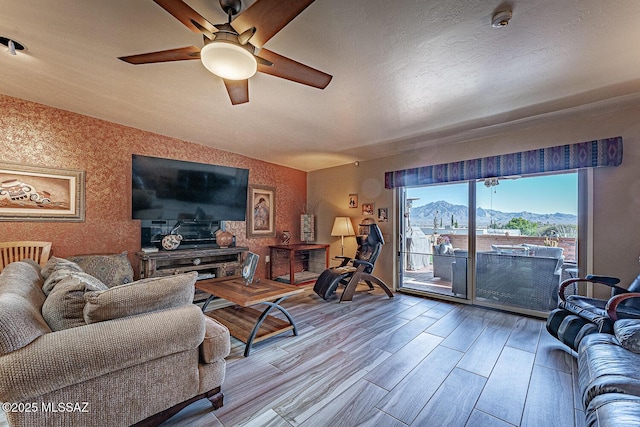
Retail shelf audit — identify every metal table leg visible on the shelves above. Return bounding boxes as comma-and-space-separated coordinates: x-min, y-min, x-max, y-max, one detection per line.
201, 295, 219, 312
244, 296, 298, 357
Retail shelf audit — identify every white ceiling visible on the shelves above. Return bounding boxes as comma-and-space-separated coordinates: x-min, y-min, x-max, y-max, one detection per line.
2, 0, 640, 172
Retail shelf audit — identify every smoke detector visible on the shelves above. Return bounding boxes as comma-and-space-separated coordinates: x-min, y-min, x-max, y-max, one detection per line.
492, 10, 512, 28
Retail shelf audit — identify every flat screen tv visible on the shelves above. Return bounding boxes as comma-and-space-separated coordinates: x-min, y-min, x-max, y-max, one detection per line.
132, 155, 249, 221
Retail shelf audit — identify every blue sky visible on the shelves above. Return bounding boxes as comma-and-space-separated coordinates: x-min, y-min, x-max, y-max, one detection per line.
408, 172, 578, 215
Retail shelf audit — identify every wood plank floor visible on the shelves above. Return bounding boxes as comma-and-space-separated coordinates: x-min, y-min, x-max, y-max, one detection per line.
160, 285, 583, 427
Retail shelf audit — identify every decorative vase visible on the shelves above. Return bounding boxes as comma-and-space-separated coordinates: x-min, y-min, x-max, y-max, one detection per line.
300, 214, 315, 242
281, 230, 291, 245
161, 234, 183, 251
215, 230, 233, 248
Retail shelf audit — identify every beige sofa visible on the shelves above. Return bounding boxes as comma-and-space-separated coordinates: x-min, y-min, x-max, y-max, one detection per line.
0, 258, 230, 427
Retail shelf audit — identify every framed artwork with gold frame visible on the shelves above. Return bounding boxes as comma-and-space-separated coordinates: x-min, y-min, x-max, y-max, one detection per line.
247, 184, 276, 238
0, 162, 85, 222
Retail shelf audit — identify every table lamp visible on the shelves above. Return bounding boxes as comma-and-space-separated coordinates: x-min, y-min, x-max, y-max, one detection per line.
331, 217, 355, 256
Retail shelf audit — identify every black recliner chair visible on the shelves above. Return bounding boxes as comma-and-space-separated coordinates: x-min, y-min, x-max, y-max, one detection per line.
313, 223, 393, 302
546, 274, 640, 351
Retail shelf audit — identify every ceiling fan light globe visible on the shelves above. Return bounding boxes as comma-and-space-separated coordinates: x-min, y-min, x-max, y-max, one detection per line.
200, 41, 257, 80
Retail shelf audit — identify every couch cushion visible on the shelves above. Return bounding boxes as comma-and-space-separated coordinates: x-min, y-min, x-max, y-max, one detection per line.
578, 333, 640, 409
67, 252, 134, 288
42, 272, 108, 331
83, 272, 197, 324
41, 257, 85, 296
522, 244, 564, 259
200, 316, 231, 363
586, 393, 640, 427
0, 262, 51, 355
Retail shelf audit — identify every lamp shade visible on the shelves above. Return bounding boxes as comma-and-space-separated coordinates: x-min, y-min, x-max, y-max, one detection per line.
200, 41, 257, 80
331, 217, 355, 237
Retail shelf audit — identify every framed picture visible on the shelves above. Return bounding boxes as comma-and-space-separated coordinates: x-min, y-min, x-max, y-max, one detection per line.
247, 184, 276, 238
349, 193, 358, 208
242, 252, 259, 285
0, 162, 85, 222
378, 207, 389, 222
362, 203, 374, 215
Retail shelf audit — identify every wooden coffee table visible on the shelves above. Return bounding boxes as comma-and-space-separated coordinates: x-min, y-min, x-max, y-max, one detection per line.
196, 276, 304, 356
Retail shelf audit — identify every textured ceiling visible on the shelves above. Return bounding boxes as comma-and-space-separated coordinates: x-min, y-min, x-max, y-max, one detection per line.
2, 0, 640, 171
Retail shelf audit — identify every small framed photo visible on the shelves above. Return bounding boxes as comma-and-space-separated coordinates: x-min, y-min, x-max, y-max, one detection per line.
247, 185, 276, 238
242, 252, 259, 285
378, 208, 389, 222
362, 203, 374, 216
348, 193, 358, 208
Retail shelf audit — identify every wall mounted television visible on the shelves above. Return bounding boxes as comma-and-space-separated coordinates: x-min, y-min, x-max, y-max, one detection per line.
131, 154, 249, 221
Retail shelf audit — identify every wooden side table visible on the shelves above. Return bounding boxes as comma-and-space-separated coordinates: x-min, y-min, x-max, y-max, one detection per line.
268, 244, 330, 285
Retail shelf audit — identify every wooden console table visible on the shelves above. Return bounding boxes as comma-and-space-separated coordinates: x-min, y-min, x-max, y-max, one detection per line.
136, 247, 248, 304
196, 277, 303, 356
269, 244, 330, 285
136, 247, 248, 279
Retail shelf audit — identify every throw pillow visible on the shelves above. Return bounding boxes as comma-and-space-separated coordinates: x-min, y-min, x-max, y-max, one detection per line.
614, 319, 640, 353
42, 272, 108, 331
41, 256, 84, 281
83, 272, 197, 324
67, 252, 134, 288
42, 261, 85, 296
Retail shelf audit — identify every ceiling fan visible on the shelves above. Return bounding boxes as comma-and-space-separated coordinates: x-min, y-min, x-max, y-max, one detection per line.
118, 0, 332, 105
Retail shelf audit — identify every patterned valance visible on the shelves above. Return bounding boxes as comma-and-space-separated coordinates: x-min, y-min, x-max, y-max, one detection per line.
384, 137, 623, 189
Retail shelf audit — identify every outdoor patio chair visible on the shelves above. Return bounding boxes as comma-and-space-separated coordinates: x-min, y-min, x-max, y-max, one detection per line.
313, 223, 393, 302
546, 274, 640, 351
475, 251, 560, 311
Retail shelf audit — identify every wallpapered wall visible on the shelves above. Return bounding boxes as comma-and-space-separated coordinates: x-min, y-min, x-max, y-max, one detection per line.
0, 95, 307, 279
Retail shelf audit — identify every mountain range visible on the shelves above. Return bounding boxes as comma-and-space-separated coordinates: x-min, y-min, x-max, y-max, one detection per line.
409, 200, 577, 228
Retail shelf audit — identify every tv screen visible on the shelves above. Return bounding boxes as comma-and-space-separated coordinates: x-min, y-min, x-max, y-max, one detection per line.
132, 155, 249, 221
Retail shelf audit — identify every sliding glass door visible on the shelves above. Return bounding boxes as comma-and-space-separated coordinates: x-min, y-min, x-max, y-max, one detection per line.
398, 182, 469, 299
474, 173, 578, 313
398, 172, 578, 315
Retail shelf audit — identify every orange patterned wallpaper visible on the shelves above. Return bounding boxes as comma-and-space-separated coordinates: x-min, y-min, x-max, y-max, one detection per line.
0, 95, 306, 279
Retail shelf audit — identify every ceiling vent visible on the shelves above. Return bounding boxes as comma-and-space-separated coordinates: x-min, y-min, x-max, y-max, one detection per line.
0, 36, 26, 55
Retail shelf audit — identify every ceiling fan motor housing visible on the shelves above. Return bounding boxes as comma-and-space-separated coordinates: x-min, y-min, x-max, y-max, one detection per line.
201, 24, 257, 80
204, 26, 255, 55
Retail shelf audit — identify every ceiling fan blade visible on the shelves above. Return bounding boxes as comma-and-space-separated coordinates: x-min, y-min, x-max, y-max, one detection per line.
118, 46, 201, 64
153, 0, 217, 35
223, 79, 249, 105
257, 48, 332, 89
231, 0, 316, 48
191, 21, 216, 40
238, 27, 257, 46
255, 55, 273, 67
